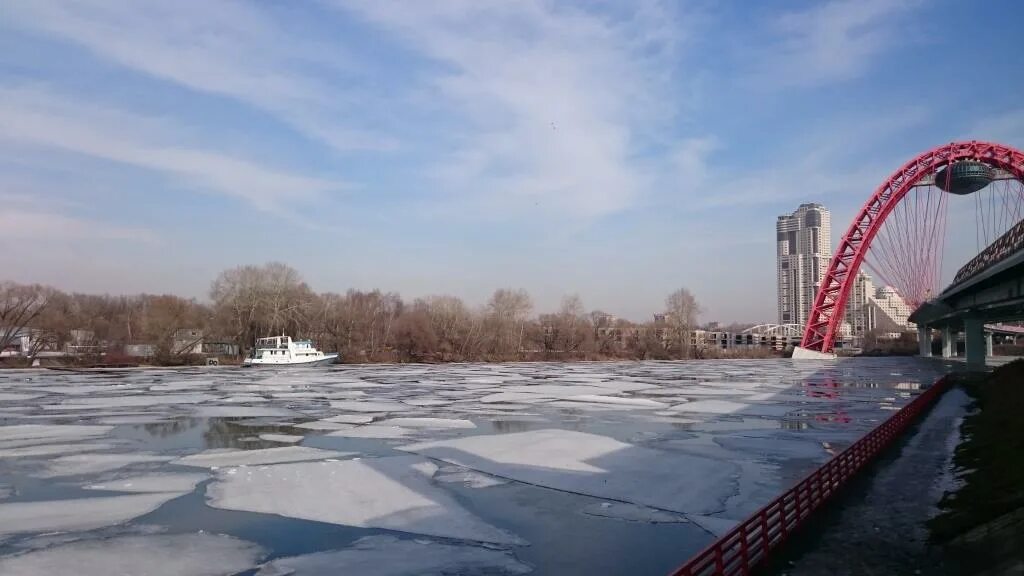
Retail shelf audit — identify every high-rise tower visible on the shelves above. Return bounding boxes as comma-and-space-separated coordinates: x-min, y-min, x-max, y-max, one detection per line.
777, 203, 832, 327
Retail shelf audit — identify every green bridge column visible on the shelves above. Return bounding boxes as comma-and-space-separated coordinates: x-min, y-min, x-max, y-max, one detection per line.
918, 325, 931, 357
942, 326, 955, 358
964, 317, 986, 369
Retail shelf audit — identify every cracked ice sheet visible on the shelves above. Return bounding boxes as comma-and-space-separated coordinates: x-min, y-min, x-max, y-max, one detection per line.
493, 384, 620, 398
0, 424, 113, 443
86, 473, 208, 493
173, 446, 351, 468
326, 426, 412, 439
0, 533, 264, 576
329, 400, 413, 412
190, 406, 301, 418
0, 493, 185, 536
37, 453, 172, 478
207, 456, 523, 545
561, 395, 668, 409
259, 433, 304, 444
42, 393, 218, 409
401, 429, 737, 516
374, 417, 476, 429
0, 442, 119, 459
255, 535, 530, 576
669, 399, 794, 417
0, 392, 42, 402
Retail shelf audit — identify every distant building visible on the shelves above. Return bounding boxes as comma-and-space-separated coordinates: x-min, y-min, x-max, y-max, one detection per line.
843, 271, 914, 344
172, 328, 204, 355
124, 344, 157, 357
777, 203, 832, 327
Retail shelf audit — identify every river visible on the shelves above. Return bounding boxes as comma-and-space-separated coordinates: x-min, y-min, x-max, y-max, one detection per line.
0, 358, 951, 575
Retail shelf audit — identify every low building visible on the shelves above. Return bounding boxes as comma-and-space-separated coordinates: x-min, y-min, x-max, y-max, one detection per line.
172, 328, 204, 355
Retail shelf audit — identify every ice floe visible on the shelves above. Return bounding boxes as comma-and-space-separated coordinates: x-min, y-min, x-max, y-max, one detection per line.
173, 446, 350, 468
207, 456, 523, 544
0, 442, 118, 459
562, 395, 668, 408
0, 493, 185, 535
0, 424, 113, 443
401, 429, 736, 515
375, 417, 476, 429
326, 426, 411, 439
37, 453, 172, 478
0, 533, 263, 576
85, 472, 207, 493
581, 502, 688, 523
329, 400, 412, 413
258, 433, 304, 444
255, 535, 530, 576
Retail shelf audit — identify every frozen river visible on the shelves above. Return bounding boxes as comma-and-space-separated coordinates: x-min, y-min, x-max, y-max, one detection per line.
0, 358, 949, 575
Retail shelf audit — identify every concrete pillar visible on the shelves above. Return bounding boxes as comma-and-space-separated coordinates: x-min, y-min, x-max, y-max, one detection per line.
942, 326, 955, 358
985, 331, 994, 357
918, 325, 931, 357
964, 317, 986, 369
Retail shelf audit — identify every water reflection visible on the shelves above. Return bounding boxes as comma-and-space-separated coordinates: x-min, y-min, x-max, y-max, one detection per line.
140, 417, 201, 437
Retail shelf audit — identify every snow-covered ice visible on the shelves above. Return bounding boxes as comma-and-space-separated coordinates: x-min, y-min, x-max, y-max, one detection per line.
562, 395, 668, 408
325, 426, 411, 439
0, 493, 185, 535
37, 453, 172, 478
0, 533, 263, 576
401, 429, 737, 515
207, 456, 523, 544
258, 433, 304, 444
329, 400, 412, 412
86, 473, 208, 493
0, 424, 113, 443
255, 535, 530, 576
173, 446, 350, 468
375, 417, 476, 429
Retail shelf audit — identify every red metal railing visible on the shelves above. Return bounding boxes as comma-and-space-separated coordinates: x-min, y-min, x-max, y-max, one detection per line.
669, 376, 952, 576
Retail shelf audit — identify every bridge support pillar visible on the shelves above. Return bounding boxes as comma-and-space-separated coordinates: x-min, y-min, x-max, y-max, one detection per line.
918, 325, 931, 357
941, 327, 955, 358
965, 318, 986, 369
985, 331, 994, 357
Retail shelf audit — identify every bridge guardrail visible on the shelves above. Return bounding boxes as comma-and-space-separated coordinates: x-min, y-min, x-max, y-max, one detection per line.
953, 219, 1024, 286
668, 375, 952, 576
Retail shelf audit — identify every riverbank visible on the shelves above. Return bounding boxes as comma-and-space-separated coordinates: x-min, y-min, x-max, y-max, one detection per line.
929, 361, 1024, 575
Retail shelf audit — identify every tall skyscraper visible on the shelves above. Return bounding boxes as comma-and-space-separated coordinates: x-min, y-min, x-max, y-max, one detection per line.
777, 203, 832, 327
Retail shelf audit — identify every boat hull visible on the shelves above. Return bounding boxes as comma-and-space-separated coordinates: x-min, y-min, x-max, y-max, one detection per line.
242, 354, 339, 367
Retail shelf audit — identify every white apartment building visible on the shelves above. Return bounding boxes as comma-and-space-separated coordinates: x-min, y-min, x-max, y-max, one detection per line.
777, 203, 832, 327
844, 271, 915, 343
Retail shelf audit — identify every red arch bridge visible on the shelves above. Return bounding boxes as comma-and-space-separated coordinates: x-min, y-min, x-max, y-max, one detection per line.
795, 140, 1024, 368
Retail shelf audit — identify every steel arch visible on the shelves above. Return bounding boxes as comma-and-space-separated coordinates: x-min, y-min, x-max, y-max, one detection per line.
801, 141, 1024, 352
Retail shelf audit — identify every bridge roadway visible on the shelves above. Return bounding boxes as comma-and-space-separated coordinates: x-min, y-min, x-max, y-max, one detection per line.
910, 233, 1024, 368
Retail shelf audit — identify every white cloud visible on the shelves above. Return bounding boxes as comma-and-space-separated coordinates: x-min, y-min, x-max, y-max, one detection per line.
0, 209, 154, 242
967, 109, 1024, 150
340, 0, 692, 220
0, 86, 340, 214
3, 0, 394, 153
745, 0, 922, 89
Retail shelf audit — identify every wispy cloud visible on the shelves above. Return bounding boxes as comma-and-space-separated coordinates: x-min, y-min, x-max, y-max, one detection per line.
3, 0, 394, 153
340, 0, 693, 220
744, 0, 922, 89
0, 86, 340, 214
0, 208, 154, 242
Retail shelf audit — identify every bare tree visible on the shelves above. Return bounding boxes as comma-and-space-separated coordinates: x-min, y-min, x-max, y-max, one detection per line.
0, 283, 51, 354
210, 262, 312, 355
665, 287, 702, 358
487, 289, 532, 358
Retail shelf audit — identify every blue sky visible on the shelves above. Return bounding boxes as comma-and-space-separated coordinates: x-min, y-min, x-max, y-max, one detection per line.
2, 0, 1023, 323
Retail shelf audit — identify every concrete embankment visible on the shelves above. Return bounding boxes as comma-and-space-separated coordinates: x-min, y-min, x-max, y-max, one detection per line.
766, 363, 1024, 576
929, 361, 1024, 576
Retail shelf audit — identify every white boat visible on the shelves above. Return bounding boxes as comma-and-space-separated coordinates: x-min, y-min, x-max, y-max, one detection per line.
242, 336, 339, 367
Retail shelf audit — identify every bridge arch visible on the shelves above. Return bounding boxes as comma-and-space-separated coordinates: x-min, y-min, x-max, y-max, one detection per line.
801, 141, 1024, 353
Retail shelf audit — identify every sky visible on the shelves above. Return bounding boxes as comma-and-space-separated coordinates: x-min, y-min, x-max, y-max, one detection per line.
2, 0, 1023, 324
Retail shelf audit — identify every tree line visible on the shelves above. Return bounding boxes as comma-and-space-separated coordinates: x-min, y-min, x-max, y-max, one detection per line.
1, 262, 712, 364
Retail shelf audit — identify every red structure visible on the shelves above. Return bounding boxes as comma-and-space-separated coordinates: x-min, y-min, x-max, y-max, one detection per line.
801, 141, 1024, 353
